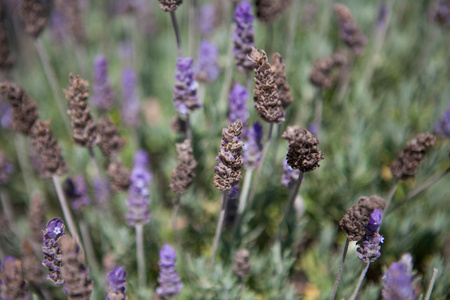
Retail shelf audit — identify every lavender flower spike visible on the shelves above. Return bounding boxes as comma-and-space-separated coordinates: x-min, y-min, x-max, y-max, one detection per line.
121, 68, 140, 127
126, 150, 152, 226
281, 158, 301, 188
229, 83, 249, 128
382, 253, 417, 300
356, 209, 384, 263
199, 4, 216, 35
42, 218, 65, 285
173, 56, 201, 115
233, 0, 255, 73
156, 244, 183, 298
0, 257, 30, 299
195, 40, 220, 83
434, 103, 450, 137
63, 174, 90, 211
93, 54, 115, 111
107, 265, 128, 300
243, 122, 263, 169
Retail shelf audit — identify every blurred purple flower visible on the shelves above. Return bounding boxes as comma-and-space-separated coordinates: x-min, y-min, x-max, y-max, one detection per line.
106, 265, 127, 299
229, 83, 249, 128
42, 218, 65, 285
93, 54, 115, 111
356, 209, 384, 263
121, 68, 140, 127
126, 150, 152, 226
63, 175, 90, 211
382, 253, 417, 300
199, 4, 216, 35
434, 103, 450, 137
282, 158, 300, 188
173, 56, 201, 115
195, 40, 220, 83
93, 177, 110, 206
430, 0, 450, 27
243, 122, 263, 169
118, 40, 134, 68
156, 244, 183, 298
307, 122, 318, 136
233, 0, 255, 73
0, 101, 12, 128
376, 3, 388, 29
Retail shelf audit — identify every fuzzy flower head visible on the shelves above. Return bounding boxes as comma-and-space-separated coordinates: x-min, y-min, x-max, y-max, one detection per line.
0, 256, 30, 300
382, 254, 417, 300
195, 40, 220, 83
281, 158, 301, 188
173, 56, 201, 115
243, 122, 263, 169
356, 209, 384, 263
63, 175, 90, 211
334, 3, 367, 55
156, 244, 183, 298
229, 83, 249, 127
233, 0, 255, 73
199, 4, 216, 35
42, 218, 65, 285
107, 265, 127, 300
434, 103, 450, 137
121, 68, 141, 128
92, 54, 115, 111
126, 150, 152, 226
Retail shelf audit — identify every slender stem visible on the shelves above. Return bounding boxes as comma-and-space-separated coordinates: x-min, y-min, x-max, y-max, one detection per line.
79, 219, 100, 276
349, 262, 370, 300
313, 89, 323, 139
383, 180, 399, 216
388, 166, 450, 215
172, 195, 181, 250
135, 224, 146, 288
247, 123, 274, 208
237, 279, 245, 300
14, 135, 33, 195
231, 170, 253, 244
0, 188, 17, 234
424, 268, 439, 300
52, 175, 82, 249
277, 172, 304, 246
34, 38, 71, 134
330, 238, 349, 300
208, 191, 229, 273
170, 12, 182, 56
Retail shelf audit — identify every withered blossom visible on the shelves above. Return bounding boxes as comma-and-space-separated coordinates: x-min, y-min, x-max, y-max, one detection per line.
19, 0, 48, 38
272, 53, 293, 108
170, 140, 197, 194
97, 115, 126, 160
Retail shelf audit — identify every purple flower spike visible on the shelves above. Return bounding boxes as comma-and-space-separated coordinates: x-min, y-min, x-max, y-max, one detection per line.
281, 159, 300, 188
126, 150, 152, 226
63, 175, 90, 211
199, 4, 216, 35
156, 244, 183, 298
106, 265, 127, 299
382, 253, 417, 300
195, 40, 220, 83
356, 209, 384, 263
229, 83, 249, 128
93, 54, 115, 111
0, 100, 12, 129
434, 103, 450, 137
173, 56, 201, 115
233, 0, 255, 73
244, 122, 263, 169
121, 68, 140, 127
42, 218, 65, 285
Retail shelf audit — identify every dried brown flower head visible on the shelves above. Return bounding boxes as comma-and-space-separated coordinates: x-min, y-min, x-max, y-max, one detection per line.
282, 126, 324, 173
60, 235, 93, 300
22, 239, 45, 285
339, 195, 386, 241
28, 191, 47, 245
248, 47, 285, 123
170, 140, 197, 194
255, 0, 291, 24
0, 257, 29, 299
158, 0, 183, 12
97, 116, 126, 159
19, 0, 48, 38
106, 161, 131, 192
53, 0, 86, 44
334, 3, 367, 55
30, 120, 68, 178
233, 249, 251, 279
213, 121, 244, 191
0, 82, 39, 135
0, 9, 14, 73
64, 74, 98, 148
309, 51, 348, 89
390, 133, 436, 180
272, 53, 293, 108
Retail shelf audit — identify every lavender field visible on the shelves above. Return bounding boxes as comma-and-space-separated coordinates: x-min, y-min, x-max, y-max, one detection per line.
0, 0, 449, 299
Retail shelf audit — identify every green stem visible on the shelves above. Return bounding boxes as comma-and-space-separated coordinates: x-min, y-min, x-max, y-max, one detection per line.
329, 238, 349, 300
232, 169, 253, 244
79, 219, 100, 277
424, 268, 439, 300
0, 188, 17, 234
383, 179, 398, 217
170, 12, 182, 56
172, 194, 181, 250
349, 262, 370, 300
208, 190, 229, 273
135, 224, 146, 288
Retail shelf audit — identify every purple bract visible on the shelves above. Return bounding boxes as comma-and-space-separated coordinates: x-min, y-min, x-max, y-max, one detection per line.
156, 244, 183, 298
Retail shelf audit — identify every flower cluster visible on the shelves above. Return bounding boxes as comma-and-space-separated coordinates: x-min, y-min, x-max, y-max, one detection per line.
255, 0, 291, 24
106, 265, 128, 300
430, 0, 450, 27
121, 68, 140, 128
272, 53, 293, 109
334, 3, 367, 55
382, 254, 417, 300
199, 4, 216, 35
243, 122, 263, 169
93, 54, 115, 111
170, 140, 197, 194
0, 256, 30, 300
19, 0, 48, 38
158, 0, 183, 12
195, 40, 220, 83
233, 249, 251, 279
233, 0, 255, 73
42, 218, 65, 285
173, 56, 201, 115
63, 174, 90, 211
309, 50, 347, 89
356, 209, 384, 263
126, 150, 152, 226
97, 116, 126, 160
229, 83, 249, 128
156, 244, 183, 298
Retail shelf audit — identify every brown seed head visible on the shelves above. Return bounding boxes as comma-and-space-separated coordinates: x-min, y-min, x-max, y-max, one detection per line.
53, 0, 86, 44
19, 0, 48, 38
339, 195, 386, 241
282, 126, 324, 173
390, 133, 436, 180
334, 3, 367, 55
213, 121, 244, 191
22, 239, 45, 285
158, 0, 183, 12
170, 140, 197, 194
0, 257, 29, 299
60, 235, 93, 300
0, 11, 14, 72
255, 0, 291, 24
233, 249, 251, 279
30, 120, 68, 178
106, 161, 131, 192
64, 74, 98, 148
28, 191, 47, 245
0, 82, 39, 135
309, 51, 348, 89
97, 116, 126, 159
272, 53, 293, 109
248, 47, 285, 123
